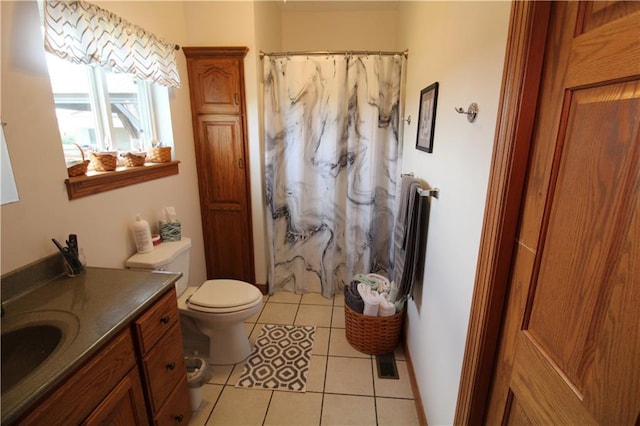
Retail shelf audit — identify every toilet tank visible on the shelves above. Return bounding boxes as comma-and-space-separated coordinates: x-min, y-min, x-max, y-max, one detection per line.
125, 237, 191, 295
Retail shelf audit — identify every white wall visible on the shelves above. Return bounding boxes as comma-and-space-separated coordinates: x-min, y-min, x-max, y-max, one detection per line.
397, 2, 510, 424
281, 3, 398, 51
0, 1, 207, 290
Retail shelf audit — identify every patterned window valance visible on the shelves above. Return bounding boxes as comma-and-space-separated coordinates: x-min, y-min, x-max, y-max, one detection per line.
43, 0, 180, 88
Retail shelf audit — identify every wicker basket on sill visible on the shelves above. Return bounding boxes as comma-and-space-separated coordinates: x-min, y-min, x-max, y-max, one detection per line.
122, 152, 147, 167
344, 304, 404, 355
66, 144, 89, 178
89, 152, 118, 171
147, 146, 171, 163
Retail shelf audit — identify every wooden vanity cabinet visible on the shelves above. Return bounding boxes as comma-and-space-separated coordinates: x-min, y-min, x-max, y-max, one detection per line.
19, 328, 147, 426
16, 288, 190, 426
133, 289, 191, 425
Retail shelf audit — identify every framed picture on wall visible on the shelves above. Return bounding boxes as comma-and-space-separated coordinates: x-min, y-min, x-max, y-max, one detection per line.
416, 82, 439, 153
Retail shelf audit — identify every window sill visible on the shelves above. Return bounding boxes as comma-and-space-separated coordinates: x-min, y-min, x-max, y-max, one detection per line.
64, 161, 180, 200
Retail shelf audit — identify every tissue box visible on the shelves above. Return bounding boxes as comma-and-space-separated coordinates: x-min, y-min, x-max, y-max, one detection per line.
159, 221, 181, 242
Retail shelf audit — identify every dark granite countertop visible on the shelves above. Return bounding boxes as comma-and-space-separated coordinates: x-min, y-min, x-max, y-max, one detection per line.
0, 266, 180, 424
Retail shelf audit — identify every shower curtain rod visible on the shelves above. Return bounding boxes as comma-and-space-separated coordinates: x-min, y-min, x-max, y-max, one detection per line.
259, 49, 408, 59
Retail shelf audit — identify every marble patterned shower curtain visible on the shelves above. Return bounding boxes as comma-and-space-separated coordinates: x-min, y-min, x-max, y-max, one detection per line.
263, 54, 404, 298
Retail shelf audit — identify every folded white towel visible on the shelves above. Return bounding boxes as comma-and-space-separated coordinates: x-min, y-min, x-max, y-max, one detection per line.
367, 273, 391, 294
357, 283, 379, 317
376, 292, 396, 317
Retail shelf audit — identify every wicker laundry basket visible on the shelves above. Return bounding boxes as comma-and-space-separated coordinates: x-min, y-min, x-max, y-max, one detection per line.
344, 304, 403, 355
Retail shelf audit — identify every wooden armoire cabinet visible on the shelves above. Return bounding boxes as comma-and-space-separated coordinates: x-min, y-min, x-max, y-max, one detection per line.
183, 47, 255, 283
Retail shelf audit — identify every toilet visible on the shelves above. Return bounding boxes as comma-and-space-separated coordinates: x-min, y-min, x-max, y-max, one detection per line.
125, 237, 263, 365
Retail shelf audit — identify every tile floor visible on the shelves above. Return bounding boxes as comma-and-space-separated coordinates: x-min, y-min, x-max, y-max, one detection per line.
188, 291, 421, 425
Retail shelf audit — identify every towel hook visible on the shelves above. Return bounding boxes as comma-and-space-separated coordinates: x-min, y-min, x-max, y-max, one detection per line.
454, 102, 478, 123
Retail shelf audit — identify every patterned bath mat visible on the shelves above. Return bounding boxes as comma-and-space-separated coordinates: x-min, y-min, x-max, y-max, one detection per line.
236, 324, 316, 392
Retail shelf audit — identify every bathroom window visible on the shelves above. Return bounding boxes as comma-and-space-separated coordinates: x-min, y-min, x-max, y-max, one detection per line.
46, 53, 157, 162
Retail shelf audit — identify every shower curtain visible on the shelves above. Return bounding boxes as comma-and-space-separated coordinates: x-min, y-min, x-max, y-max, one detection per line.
263, 53, 404, 298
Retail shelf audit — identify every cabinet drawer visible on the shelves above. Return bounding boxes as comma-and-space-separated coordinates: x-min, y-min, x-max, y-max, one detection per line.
153, 377, 191, 426
21, 329, 136, 425
141, 323, 187, 412
135, 289, 179, 354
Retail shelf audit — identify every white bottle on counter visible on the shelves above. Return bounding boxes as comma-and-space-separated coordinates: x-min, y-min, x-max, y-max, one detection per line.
133, 215, 153, 253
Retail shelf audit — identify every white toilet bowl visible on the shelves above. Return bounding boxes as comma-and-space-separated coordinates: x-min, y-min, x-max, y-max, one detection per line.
125, 238, 263, 366
177, 279, 263, 365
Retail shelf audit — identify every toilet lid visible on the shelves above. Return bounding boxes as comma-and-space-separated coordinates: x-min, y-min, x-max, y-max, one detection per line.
187, 279, 262, 312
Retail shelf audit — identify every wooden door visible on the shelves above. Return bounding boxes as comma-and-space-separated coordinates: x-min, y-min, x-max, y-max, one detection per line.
195, 114, 253, 280
184, 47, 255, 283
486, 2, 640, 424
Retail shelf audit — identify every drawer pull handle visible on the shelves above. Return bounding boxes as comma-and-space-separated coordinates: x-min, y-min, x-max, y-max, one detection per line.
166, 361, 176, 370
160, 315, 170, 324
174, 414, 184, 423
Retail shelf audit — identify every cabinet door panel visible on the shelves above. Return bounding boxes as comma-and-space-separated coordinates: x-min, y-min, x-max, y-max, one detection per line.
189, 58, 243, 114
195, 115, 255, 281
82, 368, 148, 426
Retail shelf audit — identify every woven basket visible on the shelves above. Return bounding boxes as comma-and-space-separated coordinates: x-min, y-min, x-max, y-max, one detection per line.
344, 304, 403, 354
122, 152, 146, 167
66, 144, 89, 178
89, 152, 117, 171
147, 146, 171, 163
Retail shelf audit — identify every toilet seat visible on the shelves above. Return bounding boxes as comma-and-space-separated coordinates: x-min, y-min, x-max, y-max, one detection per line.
187, 279, 262, 314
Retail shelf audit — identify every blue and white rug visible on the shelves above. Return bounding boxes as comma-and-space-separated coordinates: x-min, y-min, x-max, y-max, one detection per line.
236, 324, 316, 392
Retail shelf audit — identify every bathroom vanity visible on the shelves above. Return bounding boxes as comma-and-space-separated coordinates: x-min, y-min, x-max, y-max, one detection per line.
1, 258, 191, 425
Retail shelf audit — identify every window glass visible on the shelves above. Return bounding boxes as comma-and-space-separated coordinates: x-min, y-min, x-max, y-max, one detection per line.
46, 54, 100, 154
105, 72, 144, 151
45, 53, 157, 167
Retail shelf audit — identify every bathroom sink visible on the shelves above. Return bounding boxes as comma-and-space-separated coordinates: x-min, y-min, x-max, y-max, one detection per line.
1, 325, 63, 394
0, 310, 79, 395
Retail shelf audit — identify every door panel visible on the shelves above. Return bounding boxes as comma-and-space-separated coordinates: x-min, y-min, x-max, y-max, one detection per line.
190, 59, 243, 114
195, 115, 254, 281
487, 2, 640, 424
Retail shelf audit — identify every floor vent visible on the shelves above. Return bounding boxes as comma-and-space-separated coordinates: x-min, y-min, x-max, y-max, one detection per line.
375, 352, 399, 379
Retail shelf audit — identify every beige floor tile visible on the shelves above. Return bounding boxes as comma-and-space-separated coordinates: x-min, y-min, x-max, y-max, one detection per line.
325, 357, 374, 396
312, 327, 330, 355
246, 304, 264, 323
373, 360, 414, 398
331, 306, 345, 328
227, 363, 247, 386
328, 328, 370, 358
376, 397, 420, 425
257, 302, 298, 324
189, 384, 223, 425
300, 292, 333, 305
268, 291, 302, 304
394, 344, 406, 361
207, 364, 234, 385
243, 321, 255, 337
206, 386, 272, 425
306, 355, 327, 392
321, 394, 376, 426
248, 323, 265, 345
295, 305, 333, 327
333, 292, 345, 307
264, 391, 323, 426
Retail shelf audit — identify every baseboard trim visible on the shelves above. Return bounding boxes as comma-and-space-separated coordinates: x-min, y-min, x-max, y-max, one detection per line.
255, 282, 268, 295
